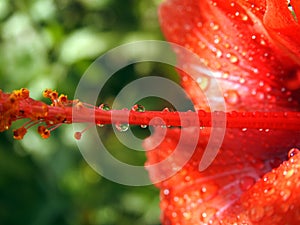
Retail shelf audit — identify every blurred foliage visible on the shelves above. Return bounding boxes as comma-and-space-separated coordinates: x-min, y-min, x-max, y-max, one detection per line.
0, 0, 182, 224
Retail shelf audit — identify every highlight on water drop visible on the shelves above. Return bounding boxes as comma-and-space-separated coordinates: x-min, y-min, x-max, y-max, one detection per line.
99, 103, 111, 111
288, 148, 300, 159
131, 104, 145, 112
115, 122, 129, 132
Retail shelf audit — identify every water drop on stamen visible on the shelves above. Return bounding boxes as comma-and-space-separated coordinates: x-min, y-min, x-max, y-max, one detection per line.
115, 123, 129, 132
132, 104, 145, 112
74, 132, 82, 140
99, 103, 110, 111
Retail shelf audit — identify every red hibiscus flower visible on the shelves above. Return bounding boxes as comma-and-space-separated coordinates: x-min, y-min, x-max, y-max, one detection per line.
145, 0, 300, 224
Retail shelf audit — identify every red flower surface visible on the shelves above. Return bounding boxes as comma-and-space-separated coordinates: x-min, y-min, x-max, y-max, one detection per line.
145, 0, 300, 224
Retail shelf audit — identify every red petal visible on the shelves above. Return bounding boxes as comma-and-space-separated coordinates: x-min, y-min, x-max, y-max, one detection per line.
145, 127, 300, 224
159, 0, 300, 111
145, 0, 300, 224
221, 152, 300, 224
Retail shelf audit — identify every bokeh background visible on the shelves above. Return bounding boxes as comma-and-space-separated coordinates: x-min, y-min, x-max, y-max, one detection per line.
0, 0, 181, 224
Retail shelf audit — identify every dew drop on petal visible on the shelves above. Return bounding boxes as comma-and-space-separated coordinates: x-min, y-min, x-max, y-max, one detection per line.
288, 148, 300, 159
216, 50, 223, 58
163, 189, 170, 196
283, 169, 294, 178
224, 90, 240, 105
280, 189, 291, 201
226, 53, 239, 64
256, 91, 265, 101
249, 206, 265, 222
210, 22, 219, 30
229, 54, 239, 64
200, 207, 217, 223
115, 123, 129, 132
239, 77, 246, 84
200, 183, 218, 201
240, 13, 248, 21
196, 77, 210, 91
239, 176, 256, 191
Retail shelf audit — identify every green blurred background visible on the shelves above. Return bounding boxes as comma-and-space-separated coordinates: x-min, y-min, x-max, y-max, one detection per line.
0, 0, 181, 224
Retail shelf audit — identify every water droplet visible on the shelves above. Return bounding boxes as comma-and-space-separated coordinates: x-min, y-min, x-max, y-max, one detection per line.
74, 132, 82, 140
280, 189, 291, 201
224, 90, 240, 105
222, 72, 229, 79
163, 189, 170, 196
239, 176, 256, 191
216, 50, 223, 58
256, 91, 265, 101
210, 22, 219, 30
229, 54, 239, 64
200, 207, 217, 223
198, 41, 206, 49
97, 123, 104, 127
239, 77, 246, 84
140, 124, 148, 129
201, 183, 218, 200
242, 128, 248, 132
183, 211, 191, 220
288, 148, 300, 159
99, 103, 110, 111
283, 169, 294, 178
115, 123, 129, 132
196, 77, 210, 90
214, 36, 221, 44
132, 104, 145, 112
240, 13, 248, 21
249, 206, 265, 222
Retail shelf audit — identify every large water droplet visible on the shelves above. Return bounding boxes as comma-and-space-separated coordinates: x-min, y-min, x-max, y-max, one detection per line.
224, 90, 240, 105
115, 123, 129, 132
